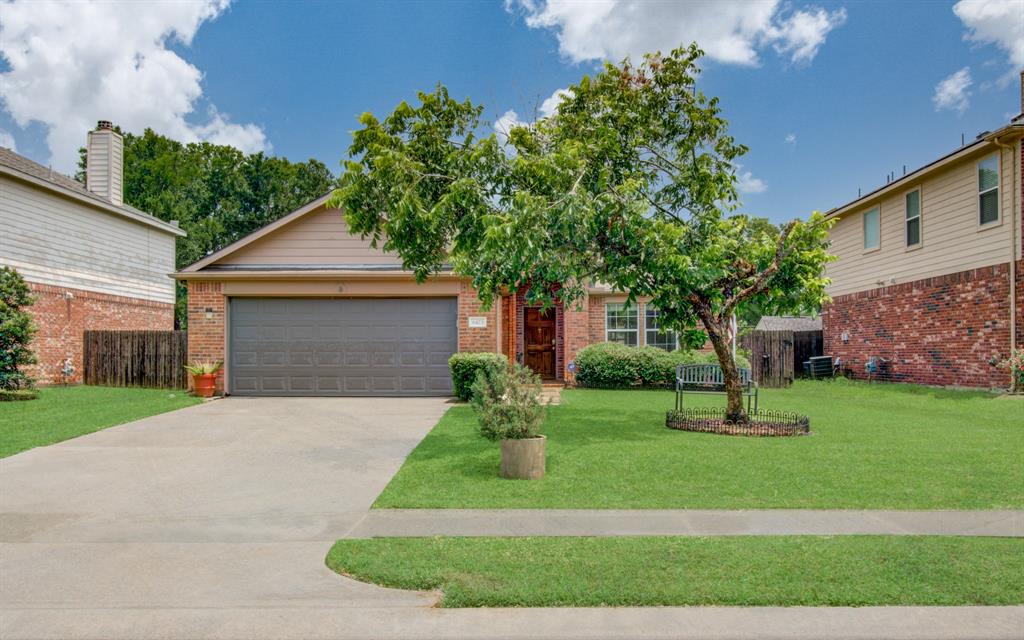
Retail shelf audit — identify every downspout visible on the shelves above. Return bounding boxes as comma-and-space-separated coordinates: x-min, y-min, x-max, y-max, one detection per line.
992, 136, 1018, 391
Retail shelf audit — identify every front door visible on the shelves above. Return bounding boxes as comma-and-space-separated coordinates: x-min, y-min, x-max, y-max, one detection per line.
524, 307, 556, 379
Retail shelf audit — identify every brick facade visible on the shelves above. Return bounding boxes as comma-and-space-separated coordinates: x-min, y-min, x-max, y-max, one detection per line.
186, 281, 226, 393
182, 280, 717, 393
822, 264, 1017, 388
25, 282, 174, 385
457, 281, 499, 353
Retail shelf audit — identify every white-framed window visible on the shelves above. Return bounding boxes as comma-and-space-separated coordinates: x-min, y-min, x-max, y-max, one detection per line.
644, 306, 678, 351
978, 154, 999, 226
862, 206, 880, 251
605, 302, 638, 346
905, 189, 921, 247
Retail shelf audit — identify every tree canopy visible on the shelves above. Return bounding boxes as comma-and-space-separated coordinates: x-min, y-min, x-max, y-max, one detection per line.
79, 129, 337, 325
331, 44, 834, 420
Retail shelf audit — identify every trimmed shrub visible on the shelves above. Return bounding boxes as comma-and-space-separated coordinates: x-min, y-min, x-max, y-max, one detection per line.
0, 266, 37, 392
470, 362, 544, 441
449, 352, 508, 401
574, 342, 751, 388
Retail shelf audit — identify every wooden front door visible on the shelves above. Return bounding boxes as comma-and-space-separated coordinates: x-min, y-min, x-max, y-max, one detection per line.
524, 307, 556, 379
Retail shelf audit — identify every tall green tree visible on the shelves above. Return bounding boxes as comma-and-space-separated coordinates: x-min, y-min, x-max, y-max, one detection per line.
0, 266, 37, 392
332, 45, 833, 421
79, 129, 337, 326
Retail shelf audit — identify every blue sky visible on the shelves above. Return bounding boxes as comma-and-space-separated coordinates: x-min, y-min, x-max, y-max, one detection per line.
1, 0, 1022, 222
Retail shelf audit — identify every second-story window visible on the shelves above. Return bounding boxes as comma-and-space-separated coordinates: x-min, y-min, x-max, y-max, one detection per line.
978, 155, 999, 226
605, 302, 638, 346
863, 206, 880, 250
905, 190, 921, 247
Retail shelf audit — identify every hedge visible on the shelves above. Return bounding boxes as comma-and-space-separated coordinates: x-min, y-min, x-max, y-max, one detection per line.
448, 352, 509, 401
574, 342, 751, 389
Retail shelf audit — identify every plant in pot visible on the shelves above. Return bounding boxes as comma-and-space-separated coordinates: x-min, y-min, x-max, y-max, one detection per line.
184, 361, 222, 398
470, 362, 546, 480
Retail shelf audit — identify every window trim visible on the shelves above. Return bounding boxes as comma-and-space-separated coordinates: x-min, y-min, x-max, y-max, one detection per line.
644, 305, 678, 351
862, 205, 881, 253
903, 187, 922, 250
605, 302, 639, 346
977, 153, 1001, 229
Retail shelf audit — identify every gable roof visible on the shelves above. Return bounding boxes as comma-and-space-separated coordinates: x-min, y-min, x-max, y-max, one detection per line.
0, 146, 185, 237
179, 193, 335, 272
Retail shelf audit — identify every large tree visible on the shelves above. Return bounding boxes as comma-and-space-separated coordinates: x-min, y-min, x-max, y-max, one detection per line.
332, 45, 833, 421
79, 129, 337, 326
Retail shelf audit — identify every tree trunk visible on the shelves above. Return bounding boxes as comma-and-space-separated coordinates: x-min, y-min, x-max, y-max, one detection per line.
701, 317, 748, 423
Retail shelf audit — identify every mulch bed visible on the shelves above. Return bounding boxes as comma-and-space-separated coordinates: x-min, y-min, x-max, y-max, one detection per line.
666, 408, 810, 437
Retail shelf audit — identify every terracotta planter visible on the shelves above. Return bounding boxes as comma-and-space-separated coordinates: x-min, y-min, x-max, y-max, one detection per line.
500, 435, 546, 480
193, 373, 217, 398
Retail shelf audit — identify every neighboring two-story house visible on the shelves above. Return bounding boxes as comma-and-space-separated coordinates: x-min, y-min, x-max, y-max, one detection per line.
822, 78, 1023, 389
0, 122, 185, 384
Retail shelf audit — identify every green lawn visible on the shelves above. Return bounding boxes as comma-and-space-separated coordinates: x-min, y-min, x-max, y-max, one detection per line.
0, 385, 201, 458
327, 535, 1024, 607
374, 380, 1024, 509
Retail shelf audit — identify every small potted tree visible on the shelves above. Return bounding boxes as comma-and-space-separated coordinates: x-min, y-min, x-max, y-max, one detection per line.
470, 362, 546, 479
184, 361, 222, 398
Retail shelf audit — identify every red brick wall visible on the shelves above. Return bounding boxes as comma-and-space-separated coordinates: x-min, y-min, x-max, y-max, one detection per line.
186, 281, 226, 394
457, 282, 498, 353
822, 264, 1014, 388
562, 296, 589, 384
24, 282, 174, 385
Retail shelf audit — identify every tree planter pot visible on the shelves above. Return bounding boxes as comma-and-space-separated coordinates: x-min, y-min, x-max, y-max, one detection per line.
500, 435, 546, 479
193, 373, 217, 398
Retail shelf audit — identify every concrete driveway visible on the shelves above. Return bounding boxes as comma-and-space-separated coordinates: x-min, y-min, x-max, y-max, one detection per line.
0, 397, 449, 638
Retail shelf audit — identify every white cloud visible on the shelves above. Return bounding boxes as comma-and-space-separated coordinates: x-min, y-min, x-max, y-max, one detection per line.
494, 87, 570, 144
539, 88, 571, 118
507, 0, 846, 66
736, 166, 767, 194
953, 0, 1024, 72
494, 109, 524, 144
0, 130, 15, 151
785, 133, 797, 145
765, 7, 847, 65
0, 0, 269, 173
933, 67, 973, 114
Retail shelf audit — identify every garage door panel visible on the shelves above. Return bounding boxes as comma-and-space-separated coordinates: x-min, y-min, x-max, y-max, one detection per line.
229, 297, 457, 396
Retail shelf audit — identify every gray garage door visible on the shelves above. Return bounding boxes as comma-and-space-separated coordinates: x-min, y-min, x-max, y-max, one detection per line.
229, 298, 457, 396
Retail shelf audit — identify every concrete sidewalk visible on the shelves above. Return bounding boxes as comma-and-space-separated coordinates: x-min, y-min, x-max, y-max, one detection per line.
348, 508, 1024, 538
4, 605, 1021, 640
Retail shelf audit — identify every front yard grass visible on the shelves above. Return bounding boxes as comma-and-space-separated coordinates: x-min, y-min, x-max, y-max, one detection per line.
374, 380, 1024, 509
327, 535, 1024, 607
0, 385, 200, 458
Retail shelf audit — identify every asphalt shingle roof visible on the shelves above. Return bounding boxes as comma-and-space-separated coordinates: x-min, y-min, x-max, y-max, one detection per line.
0, 146, 173, 230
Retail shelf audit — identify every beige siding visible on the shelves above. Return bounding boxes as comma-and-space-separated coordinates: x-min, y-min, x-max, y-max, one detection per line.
0, 175, 176, 303
826, 143, 1022, 297
216, 205, 400, 265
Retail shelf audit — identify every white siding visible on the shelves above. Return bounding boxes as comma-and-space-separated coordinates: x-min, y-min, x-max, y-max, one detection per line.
825, 143, 1022, 297
0, 175, 176, 303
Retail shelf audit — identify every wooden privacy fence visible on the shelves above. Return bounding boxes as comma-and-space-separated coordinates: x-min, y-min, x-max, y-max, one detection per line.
742, 330, 823, 388
83, 330, 188, 389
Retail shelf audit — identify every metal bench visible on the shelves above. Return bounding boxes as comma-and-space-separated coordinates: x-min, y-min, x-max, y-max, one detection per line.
675, 364, 758, 413
802, 355, 838, 378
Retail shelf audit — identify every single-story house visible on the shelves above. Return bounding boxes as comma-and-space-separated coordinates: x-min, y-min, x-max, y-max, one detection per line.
821, 74, 1023, 388
175, 195, 685, 396
0, 122, 185, 384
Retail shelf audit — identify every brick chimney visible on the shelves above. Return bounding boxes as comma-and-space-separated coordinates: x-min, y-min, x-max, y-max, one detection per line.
86, 120, 123, 206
